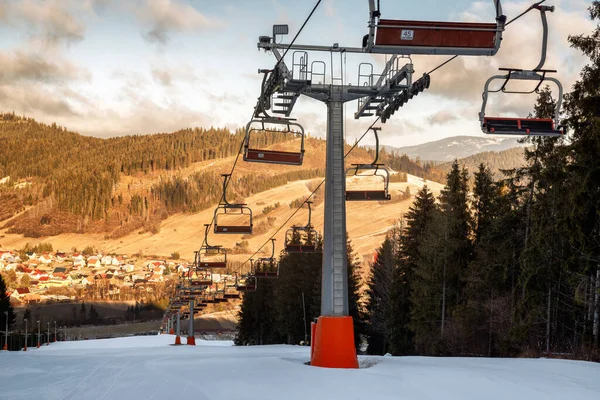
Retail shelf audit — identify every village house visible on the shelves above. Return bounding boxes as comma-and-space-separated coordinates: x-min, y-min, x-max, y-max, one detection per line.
4, 262, 18, 271
87, 256, 101, 269
54, 252, 67, 262
38, 253, 53, 264
73, 258, 86, 269
10, 287, 30, 301
101, 255, 113, 265
148, 273, 164, 283
0, 251, 18, 263
177, 264, 189, 274
52, 266, 69, 278
30, 269, 48, 280
146, 261, 164, 272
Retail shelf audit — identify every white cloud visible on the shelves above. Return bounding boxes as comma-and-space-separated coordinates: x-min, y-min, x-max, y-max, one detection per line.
409, 0, 594, 119
135, 0, 225, 44
12, 0, 86, 46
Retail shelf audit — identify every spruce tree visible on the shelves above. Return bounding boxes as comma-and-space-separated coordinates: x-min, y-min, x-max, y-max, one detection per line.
346, 237, 366, 350
275, 239, 322, 345
365, 237, 395, 355
0, 275, 16, 334
563, 1, 600, 348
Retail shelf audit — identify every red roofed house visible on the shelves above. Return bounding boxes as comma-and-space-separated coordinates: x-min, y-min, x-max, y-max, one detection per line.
11, 288, 30, 301
87, 257, 101, 269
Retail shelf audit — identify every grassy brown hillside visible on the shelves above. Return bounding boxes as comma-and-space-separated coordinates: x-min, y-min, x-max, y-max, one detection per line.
0, 113, 435, 239
0, 114, 448, 268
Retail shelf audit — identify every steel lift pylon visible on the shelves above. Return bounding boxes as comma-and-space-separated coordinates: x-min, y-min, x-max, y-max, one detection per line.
255, 27, 423, 370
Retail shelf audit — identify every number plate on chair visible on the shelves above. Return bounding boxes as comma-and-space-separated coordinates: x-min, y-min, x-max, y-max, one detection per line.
401, 30, 414, 40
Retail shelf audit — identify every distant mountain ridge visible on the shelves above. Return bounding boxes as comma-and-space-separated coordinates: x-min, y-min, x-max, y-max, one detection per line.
368, 136, 525, 162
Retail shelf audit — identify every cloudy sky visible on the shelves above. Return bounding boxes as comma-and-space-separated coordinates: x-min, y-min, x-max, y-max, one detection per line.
0, 0, 595, 147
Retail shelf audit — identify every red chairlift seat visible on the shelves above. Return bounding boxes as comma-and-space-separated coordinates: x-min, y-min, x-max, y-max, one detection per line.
214, 222, 253, 234
244, 117, 305, 166
482, 117, 564, 137
244, 149, 303, 165
363, 1, 506, 56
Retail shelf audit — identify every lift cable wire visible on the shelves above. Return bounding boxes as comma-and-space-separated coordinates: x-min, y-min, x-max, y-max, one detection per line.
164, 1, 324, 316
274, 0, 322, 71
200, 0, 323, 238
167, 0, 547, 314
228, 0, 551, 277
427, 0, 547, 75
231, 115, 382, 276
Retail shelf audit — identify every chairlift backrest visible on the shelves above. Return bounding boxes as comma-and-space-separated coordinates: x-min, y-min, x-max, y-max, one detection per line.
345, 127, 392, 201
363, 0, 506, 56
244, 117, 305, 165
214, 174, 253, 234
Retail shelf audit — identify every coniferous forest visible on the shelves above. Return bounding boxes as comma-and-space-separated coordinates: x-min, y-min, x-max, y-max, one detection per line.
237, 4, 600, 360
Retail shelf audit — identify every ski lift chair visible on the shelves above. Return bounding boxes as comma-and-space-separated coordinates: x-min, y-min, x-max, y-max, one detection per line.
284, 201, 319, 253
254, 239, 279, 278
214, 174, 253, 234
196, 224, 228, 269
479, 3, 565, 137
363, 0, 506, 56
345, 127, 392, 201
236, 272, 257, 292
244, 117, 305, 165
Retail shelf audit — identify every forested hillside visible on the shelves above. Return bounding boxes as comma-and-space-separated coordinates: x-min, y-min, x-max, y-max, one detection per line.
437, 147, 527, 180
0, 114, 427, 239
0, 114, 307, 237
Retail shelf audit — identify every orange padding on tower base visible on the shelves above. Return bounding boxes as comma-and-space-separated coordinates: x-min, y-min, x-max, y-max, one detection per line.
187, 336, 196, 346
174, 336, 182, 345
169, 328, 175, 334
310, 316, 359, 369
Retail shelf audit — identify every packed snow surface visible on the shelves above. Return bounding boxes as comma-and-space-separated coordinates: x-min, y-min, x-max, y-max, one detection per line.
1, 335, 599, 400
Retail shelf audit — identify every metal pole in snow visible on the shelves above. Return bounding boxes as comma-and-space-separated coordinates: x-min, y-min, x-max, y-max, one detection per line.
189, 300, 194, 336
3, 311, 8, 351
302, 292, 308, 345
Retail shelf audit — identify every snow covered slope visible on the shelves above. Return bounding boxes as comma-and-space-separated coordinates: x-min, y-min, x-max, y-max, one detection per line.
1, 335, 598, 400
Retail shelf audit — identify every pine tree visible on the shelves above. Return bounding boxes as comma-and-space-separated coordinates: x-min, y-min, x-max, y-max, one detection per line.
402, 185, 437, 354
563, 1, 600, 348
0, 274, 16, 334
409, 163, 472, 354
365, 238, 395, 355
346, 237, 366, 350
275, 239, 323, 345
472, 164, 498, 243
